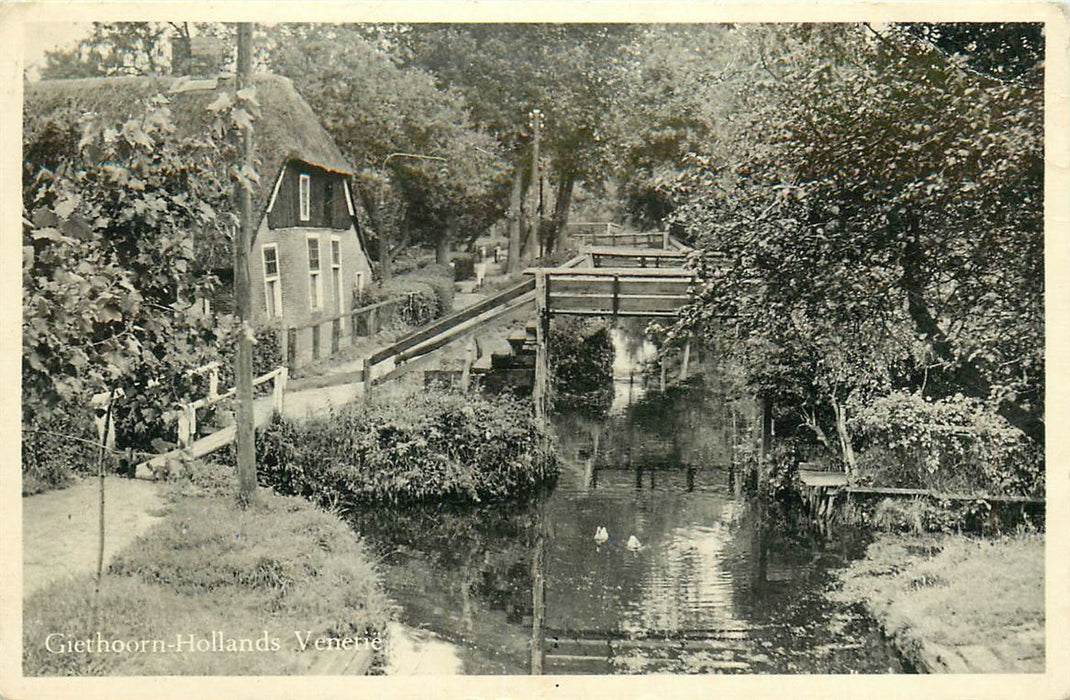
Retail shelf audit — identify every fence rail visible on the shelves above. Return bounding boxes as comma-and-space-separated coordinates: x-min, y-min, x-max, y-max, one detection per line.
177, 365, 288, 448
283, 295, 412, 369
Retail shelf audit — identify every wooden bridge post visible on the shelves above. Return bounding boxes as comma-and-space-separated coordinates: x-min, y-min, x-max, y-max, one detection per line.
177, 403, 196, 448
208, 365, 220, 401
286, 328, 297, 371
533, 270, 549, 424
460, 337, 476, 393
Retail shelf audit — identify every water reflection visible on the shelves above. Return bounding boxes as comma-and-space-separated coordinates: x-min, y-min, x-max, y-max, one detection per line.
348, 330, 905, 675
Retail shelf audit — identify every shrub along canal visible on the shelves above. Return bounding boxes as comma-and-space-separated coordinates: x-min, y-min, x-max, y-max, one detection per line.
347, 327, 910, 674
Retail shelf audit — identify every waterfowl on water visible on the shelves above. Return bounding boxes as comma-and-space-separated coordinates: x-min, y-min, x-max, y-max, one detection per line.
594, 526, 609, 544
626, 535, 642, 551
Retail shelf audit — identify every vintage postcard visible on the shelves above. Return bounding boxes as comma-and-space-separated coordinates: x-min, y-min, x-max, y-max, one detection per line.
1, 2, 1068, 699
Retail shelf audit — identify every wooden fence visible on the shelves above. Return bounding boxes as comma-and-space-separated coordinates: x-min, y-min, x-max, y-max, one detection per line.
176, 364, 288, 448
283, 295, 413, 370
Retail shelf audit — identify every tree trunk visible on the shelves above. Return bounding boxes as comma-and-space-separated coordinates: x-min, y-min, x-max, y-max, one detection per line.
900, 217, 988, 397
356, 184, 392, 282
831, 399, 857, 474
506, 166, 524, 274
551, 173, 576, 253
436, 217, 453, 266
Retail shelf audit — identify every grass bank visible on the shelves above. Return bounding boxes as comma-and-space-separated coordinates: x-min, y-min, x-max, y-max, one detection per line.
23, 464, 393, 676
832, 532, 1044, 673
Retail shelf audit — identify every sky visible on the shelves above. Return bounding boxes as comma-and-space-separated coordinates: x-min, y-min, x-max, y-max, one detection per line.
23, 22, 93, 79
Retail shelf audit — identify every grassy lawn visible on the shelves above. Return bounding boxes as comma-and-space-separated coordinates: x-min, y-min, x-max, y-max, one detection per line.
23, 465, 393, 676
833, 532, 1044, 671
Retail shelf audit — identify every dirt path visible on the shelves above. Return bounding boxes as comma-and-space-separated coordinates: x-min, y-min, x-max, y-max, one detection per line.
22, 476, 165, 598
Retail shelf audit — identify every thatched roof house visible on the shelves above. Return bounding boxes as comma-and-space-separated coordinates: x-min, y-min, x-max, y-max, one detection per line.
25, 72, 374, 361
24, 72, 360, 237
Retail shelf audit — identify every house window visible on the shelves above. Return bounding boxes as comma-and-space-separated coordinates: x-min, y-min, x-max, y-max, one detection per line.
331, 236, 343, 326
262, 243, 282, 318
307, 235, 322, 309
299, 173, 311, 222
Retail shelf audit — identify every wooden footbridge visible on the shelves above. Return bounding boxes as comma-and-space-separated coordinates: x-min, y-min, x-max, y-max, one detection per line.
360, 230, 695, 417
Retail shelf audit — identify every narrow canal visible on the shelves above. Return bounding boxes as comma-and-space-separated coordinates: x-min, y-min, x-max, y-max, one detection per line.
348, 326, 909, 674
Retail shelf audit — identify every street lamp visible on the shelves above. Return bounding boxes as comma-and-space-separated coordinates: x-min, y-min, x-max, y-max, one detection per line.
376, 152, 448, 281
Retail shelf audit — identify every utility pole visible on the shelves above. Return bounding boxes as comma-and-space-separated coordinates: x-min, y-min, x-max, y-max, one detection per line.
527, 108, 543, 261
234, 22, 257, 506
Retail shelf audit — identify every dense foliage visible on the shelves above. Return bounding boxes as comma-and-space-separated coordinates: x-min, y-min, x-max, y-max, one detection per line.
850, 391, 1042, 496
658, 24, 1043, 494
22, 86, 251, 487
255, 390, 556, 506
549, 318, 614, 413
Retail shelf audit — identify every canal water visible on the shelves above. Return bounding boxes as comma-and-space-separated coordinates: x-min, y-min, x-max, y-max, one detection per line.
349, 326, 908, 675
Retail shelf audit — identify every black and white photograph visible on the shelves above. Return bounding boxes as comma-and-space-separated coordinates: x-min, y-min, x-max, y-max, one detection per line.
2, 3, 1068, 698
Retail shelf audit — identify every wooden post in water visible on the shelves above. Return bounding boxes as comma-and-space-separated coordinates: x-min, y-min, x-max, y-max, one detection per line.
530, 532, 546, 674
533, 270, 549, 424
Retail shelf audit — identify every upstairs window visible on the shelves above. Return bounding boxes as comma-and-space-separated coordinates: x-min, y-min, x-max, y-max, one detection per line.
299, 173, 311, 222
307, 235, 322, 309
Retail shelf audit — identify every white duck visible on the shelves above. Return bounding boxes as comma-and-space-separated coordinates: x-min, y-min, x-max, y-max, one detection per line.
626, 535, 642, 552
593, 526, 609, 544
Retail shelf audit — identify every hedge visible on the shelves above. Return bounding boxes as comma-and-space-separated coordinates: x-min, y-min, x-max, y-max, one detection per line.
256, 389, 556, 506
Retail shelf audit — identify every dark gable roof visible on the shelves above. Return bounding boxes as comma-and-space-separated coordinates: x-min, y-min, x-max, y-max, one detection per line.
24, 73, 354, 222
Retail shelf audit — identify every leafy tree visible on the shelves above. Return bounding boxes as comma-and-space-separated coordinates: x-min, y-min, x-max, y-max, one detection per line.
665, 24, 1042, 477
23, 93, 235, 457
390, 24, 645, 256
40, 22, 173, 78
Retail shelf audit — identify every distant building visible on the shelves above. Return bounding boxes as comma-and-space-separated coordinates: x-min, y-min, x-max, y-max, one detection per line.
24, 38, 372, 366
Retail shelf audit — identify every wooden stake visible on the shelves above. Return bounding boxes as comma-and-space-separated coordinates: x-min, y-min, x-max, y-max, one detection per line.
234, 22, 257, 506
530, 532, 546, 675
94, 388, 116, 599
533, 271, 549, 424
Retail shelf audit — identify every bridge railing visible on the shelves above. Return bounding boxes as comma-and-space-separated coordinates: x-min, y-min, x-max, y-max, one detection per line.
538, 267, 695, 318
362, 253, 590, 395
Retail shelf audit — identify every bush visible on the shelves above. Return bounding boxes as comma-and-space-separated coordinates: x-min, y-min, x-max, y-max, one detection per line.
368, 264, 456, 327
452, 253, 476, 281
849, 391, 1043, 496
21, 407, 100, 494
256, 389, 556, 506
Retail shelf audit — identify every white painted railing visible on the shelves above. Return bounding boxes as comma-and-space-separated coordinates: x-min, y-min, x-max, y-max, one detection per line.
176, 364, 288, 448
